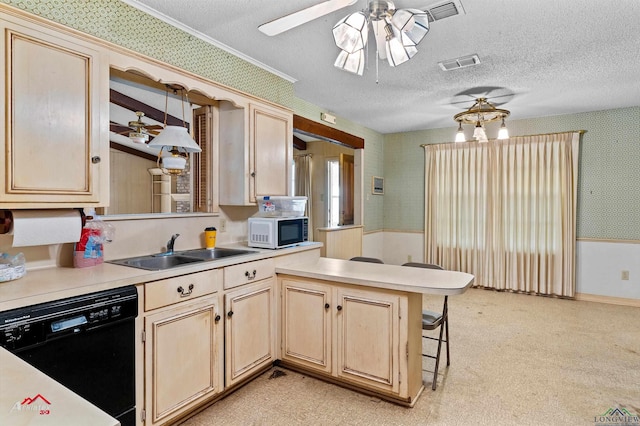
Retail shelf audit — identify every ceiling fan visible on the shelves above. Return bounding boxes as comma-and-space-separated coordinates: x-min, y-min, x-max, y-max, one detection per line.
258, 0, 430, 76
116, 111, 163, 144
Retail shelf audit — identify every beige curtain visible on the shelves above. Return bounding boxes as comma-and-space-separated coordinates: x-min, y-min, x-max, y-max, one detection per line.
424, 132, 580, 297
294, 154, 313, 240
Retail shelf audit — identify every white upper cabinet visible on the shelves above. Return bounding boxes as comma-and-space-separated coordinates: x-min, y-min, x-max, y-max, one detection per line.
220, 103, 292, 205
0, 12, 109, 207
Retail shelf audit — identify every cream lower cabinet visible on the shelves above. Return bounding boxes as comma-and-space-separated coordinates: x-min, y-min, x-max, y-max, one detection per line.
280, 275, 423, 404
224, 277, 276, 387
281, 279, 332, 374
0, 10, 108, 207
143, 270, 223, 426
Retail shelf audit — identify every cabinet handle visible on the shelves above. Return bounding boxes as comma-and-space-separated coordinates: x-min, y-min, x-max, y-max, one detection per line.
177, 283, 194, 297
336, 305, 343, 311
245, 270, 257, 280
227, 310, 234, 318
251, 172, 256, 177
324, 303, 330, 309
215, 315, 221, 323
91, 156, 101, 164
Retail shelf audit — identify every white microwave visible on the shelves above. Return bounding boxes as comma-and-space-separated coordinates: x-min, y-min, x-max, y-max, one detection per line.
248, 216, 308, 249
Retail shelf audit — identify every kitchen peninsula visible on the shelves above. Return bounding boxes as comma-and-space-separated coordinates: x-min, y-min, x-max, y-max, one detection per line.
276, 257, 474, 406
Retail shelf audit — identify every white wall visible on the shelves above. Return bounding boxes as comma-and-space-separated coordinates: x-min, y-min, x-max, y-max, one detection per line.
576, 240, 640, 299
366, 231, 640, 301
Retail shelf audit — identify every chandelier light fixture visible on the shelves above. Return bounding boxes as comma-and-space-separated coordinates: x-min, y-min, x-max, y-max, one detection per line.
332, 0, 430, 76
453, 97, 510, 143
148, 87, 201, 175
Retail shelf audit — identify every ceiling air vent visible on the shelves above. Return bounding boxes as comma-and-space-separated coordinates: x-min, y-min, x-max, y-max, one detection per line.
438, 54, 480, 71
424, 0, 466, 22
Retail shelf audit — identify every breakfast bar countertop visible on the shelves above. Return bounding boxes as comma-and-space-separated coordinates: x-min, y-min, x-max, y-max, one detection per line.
275, 257, 474, 295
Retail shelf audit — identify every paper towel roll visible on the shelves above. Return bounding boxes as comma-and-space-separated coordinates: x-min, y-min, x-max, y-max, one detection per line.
9, 209, 82, 247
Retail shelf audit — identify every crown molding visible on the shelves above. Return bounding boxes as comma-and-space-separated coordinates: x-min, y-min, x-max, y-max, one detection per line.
120, 0, 298, 83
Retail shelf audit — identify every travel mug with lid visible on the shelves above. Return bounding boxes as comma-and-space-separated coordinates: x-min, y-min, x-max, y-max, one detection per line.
205, 227, 217, 249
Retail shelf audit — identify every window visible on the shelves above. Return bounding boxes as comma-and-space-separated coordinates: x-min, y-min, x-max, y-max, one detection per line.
327, 158, 340, 227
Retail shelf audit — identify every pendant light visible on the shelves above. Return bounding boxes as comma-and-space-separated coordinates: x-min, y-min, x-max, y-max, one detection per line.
148, 87, 201, 175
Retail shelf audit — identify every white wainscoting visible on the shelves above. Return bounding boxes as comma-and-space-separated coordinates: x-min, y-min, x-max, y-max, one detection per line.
365, 231, 640, 305
575, 240, 640, 303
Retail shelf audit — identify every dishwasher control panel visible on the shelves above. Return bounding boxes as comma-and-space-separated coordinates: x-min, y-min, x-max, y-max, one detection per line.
0, 286, 137, 351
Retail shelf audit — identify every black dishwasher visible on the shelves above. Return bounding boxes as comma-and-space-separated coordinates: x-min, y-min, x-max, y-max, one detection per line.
0, 286, 138, 426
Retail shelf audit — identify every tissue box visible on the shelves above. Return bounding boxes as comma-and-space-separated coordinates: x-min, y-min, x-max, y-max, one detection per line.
256, 196, 307, 217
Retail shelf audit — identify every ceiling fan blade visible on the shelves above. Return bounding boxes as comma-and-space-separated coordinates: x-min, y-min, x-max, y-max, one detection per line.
258, 0, 358, 36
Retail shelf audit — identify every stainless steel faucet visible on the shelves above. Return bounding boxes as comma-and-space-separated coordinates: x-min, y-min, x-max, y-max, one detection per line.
165, 233, 180, 255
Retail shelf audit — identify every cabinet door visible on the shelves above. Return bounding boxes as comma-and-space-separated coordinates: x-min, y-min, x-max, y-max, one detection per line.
249, 104, 291, 202
281, 277, 332, 373
0, 17, 108, 206
334, 287, 401, 394
225, 277, 276, 386
144, 297, 223, 425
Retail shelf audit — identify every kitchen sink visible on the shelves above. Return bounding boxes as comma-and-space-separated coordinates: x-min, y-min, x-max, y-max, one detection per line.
109, 248, 257, 270
176, 247, 256, 260
109, 254, 204, 271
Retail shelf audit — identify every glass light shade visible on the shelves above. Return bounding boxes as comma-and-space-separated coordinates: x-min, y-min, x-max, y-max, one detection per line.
455, 123, 466, 142
161, 154, 187, 171
148, 125, 201, 153
497, 119, 509, 139
391, 9, 430, 45
473, 122, 488, 142
334, 49, 365, 75
333, 12, 368, 54
128, 132, 148, 144
385, 25, 417, 67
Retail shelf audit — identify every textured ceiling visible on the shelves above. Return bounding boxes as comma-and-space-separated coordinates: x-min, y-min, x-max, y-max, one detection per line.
126, 0, 640, 134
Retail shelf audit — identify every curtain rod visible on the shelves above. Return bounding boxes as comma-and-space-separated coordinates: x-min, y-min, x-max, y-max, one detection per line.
419, 130, 587, 147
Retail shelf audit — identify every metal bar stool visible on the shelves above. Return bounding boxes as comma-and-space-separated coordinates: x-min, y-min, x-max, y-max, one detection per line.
402, 262, 449, 390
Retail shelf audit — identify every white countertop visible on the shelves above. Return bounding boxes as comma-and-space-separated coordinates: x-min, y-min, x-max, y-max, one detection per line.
0, 348, 119, 426
276, 257, 474, 295
0, 242, 322, 312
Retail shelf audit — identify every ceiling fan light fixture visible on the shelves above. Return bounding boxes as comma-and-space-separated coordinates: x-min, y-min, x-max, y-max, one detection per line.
391, 9, 430, 45
385, 28, 417, 67
128, 132, 149, 144
332, 11, 368, 54
331, 1, 430, 76
334, 48, 365, 75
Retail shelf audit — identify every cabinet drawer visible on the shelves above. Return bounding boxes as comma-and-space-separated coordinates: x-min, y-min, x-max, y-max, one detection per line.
224, 258, 275, 290
145, 269, 222, 311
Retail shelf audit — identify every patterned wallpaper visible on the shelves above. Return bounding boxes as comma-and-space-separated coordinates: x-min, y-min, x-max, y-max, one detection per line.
2, 0, 296, 106
384, 107, 640, 240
